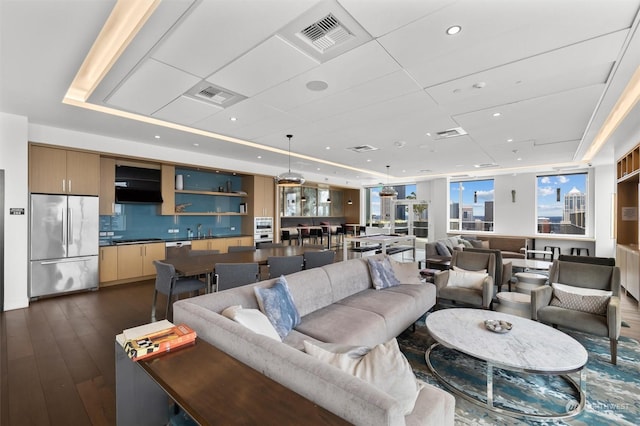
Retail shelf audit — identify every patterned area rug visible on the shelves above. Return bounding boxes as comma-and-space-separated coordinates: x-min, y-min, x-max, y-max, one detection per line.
398, 319, 640, 425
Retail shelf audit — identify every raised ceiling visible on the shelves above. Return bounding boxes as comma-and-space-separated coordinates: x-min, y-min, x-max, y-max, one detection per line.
2, 0, 640, 186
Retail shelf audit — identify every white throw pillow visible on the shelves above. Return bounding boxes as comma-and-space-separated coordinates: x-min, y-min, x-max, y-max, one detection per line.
303, 338, 421, 415
550, 283, 612, 315
447, 268, 488, 290
221, 305, 282, 341
452, 265, 487, 274
390, 259, 422, 285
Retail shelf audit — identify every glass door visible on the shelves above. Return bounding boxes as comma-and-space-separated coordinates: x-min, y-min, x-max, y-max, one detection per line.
391, 199, 429, 240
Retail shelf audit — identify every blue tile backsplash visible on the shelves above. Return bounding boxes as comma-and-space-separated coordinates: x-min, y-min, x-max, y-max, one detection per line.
100, 204, 243, 243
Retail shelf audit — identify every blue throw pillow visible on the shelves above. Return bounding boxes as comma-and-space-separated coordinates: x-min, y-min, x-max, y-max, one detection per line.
367, 256, 400, 290
254, 276, 301, 339
435, 241, 451, 256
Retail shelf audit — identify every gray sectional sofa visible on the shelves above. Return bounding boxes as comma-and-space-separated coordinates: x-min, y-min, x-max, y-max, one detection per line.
174, 255, 455, 426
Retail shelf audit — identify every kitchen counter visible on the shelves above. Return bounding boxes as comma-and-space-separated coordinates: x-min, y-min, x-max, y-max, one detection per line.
99, 235, 253, 246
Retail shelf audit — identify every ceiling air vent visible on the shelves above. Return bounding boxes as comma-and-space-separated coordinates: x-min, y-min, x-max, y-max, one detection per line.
299, 13, 353, 52
434, 127, 468, 140
474, 163, 499, 169
347, 144, 379, 153
195, 86, 234, 105
185, 82, 247, 109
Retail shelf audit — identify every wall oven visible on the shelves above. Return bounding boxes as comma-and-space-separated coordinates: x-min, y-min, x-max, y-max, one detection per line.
254, 217, 274, 246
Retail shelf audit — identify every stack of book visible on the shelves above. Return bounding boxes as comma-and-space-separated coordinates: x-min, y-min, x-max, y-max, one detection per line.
122, 320, 197, 361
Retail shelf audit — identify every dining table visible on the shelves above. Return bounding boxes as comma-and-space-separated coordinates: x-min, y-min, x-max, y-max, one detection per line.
162, 246, 322, 292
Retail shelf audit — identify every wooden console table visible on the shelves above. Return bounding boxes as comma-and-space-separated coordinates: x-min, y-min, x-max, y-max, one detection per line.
116, 337, 350, 425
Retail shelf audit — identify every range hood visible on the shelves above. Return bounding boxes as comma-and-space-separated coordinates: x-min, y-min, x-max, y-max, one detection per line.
115, 165, 163, 204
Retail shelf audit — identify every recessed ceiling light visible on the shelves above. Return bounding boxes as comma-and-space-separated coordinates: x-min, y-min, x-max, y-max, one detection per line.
230, 117, 237, 121
493, 112, 501, 117
325, 146, 331, 150
192, 143, 199, 147
257, 155, 262, 159
154, 135, 160, 139
446, 25, 462, 35
366, 159, 372, 162
316, 167, 321, 171
306, 80, 328, 91
517, 157, 522, 161
507, 138, 513, 142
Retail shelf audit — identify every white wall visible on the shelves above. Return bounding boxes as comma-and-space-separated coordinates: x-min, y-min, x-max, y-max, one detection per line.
0, 112, 29, 310
415, 168, 616, 257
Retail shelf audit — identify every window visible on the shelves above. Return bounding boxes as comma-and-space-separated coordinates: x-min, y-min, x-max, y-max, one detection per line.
365, 184, 416, 227
537, 173, 587, 235
449, 179, 494, 231
279, 187, 344, 217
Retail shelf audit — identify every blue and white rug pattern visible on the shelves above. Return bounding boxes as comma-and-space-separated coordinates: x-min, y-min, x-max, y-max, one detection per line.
398, 321, 640, 425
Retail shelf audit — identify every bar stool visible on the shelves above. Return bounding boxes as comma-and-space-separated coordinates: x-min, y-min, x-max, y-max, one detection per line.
544, 245, 561, 260
570, 247, 590, 256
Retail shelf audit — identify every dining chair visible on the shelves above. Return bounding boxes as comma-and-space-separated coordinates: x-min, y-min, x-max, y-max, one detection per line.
267, 255, 304, 278
214, 263, 259, 292
228, 245, 256, 252
152, 260, 206, 322
303, 250, 335, 269
188, 249, 220, 256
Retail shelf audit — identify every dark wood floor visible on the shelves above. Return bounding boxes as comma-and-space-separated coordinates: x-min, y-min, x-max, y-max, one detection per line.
1, 268, 639, 425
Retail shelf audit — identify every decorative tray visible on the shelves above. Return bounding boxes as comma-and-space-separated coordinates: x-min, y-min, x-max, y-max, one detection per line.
484, 319, 513, 334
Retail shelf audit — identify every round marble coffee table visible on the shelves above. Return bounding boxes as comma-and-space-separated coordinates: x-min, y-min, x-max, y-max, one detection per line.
425, 308, 587, 420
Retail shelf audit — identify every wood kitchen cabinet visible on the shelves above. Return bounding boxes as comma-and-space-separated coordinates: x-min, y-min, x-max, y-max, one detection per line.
99, 246, 118, 283
100, 157, 116, 215
117, 242, 166, 280
29, 145, 100, 195
160, 164, 175, 215
192, 236, 253, 253
191, 239, 227, 252
617, 244, 640, 301
246, 175, 275, 217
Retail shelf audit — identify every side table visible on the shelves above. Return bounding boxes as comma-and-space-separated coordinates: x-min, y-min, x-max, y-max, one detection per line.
115, 337, 350, 425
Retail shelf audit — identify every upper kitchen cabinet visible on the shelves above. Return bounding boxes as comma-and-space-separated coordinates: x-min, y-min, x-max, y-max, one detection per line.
30, 145, 100, 195
160, 164, 176, 215
100, 157, 116, 215
245, 175, 275, 217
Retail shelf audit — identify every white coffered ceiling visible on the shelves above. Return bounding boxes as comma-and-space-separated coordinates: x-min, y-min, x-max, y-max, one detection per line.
2, 0, 640, 186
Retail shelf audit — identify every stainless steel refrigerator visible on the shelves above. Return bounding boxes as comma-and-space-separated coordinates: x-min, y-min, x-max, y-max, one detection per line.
29, 194, 99, 299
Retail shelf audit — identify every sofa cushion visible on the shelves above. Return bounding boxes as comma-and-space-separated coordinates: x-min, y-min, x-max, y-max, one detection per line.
469, 239, 484, 248
550, 282, 611, 315
303, 338, 420, 416
435, 241, 451, 256
336, 288, 418, 338
255, 276, 301, 339
367, 256, 400, 289
322, 258, 373, 301
295, 303, 389, 347
221, 305, 281, 341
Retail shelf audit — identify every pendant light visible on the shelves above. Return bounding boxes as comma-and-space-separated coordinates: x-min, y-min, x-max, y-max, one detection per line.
276, 134, 305, 186
379, 165, 398, 198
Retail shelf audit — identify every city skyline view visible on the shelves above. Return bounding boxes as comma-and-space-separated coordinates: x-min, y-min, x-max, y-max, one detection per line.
537, 173, 587, 218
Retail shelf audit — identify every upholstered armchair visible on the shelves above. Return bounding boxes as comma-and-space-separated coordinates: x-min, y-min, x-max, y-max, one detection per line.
434, 250, 496, 309
531, 259, 621, 364
463, 247, 512, 292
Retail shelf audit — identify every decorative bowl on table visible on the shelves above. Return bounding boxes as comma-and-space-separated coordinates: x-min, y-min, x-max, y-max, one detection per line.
484, 319, 513, 334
